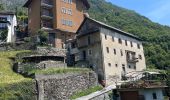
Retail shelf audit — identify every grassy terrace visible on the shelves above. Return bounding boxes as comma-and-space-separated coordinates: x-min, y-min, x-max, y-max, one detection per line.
29, 68, 91, 75
0, 51, 36, 99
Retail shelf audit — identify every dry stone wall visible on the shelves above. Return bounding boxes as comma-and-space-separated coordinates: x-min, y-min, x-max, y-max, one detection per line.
35, 71, 97, 100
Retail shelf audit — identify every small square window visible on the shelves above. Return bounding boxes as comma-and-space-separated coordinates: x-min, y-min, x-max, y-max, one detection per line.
125, 40, 128, 46
114, 49, 116, 55
119, 38, 122, 44
108, 63, 111, 67
120, 50, 123, 56
137, 44, 140, 49
88, 49, 92, 55
128, 65, 131, 68
139, 55, 142, 60
131, 41, 133, 47
115, 64, 118, 67
152, 93, 157, 99
106, 47, 109, 53
112, 36, 114, 42
105, 35, 107, 40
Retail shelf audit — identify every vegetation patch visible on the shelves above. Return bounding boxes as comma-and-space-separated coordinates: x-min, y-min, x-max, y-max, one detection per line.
0, 51, 36, 99
29, 68, 91, 75
70, 86, 103, 99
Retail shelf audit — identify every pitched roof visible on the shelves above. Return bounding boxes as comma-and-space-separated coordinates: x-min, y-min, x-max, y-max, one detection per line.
77, 17, 142, 40
23, 0, 90, 9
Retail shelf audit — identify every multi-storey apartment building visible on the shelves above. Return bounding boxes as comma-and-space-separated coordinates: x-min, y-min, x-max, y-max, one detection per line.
75, 17, 146, 86
24, 0, 90, 48
0, 12, 17, 42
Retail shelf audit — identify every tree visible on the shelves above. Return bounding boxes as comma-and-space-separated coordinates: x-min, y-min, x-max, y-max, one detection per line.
37, 29, 48, 46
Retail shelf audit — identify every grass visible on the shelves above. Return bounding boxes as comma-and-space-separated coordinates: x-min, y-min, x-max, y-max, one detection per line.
29, 68, 91, 75
70, 86, 103, 99
0, 51, 36, 99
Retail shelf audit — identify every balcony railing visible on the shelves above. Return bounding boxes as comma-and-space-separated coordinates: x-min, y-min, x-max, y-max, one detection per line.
41, 21, 53, 29
41, 0, 53, 8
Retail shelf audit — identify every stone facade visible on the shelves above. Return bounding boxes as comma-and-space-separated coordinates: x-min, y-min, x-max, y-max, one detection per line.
75, 17, 146, 86
35, 71, 97, 100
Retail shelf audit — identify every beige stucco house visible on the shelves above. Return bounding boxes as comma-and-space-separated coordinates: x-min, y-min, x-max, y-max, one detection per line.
73, 17, 146, 86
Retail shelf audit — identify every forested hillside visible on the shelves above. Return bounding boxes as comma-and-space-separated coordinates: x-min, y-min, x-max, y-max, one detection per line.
0, 0, 170, 69
88, 0, 170, 69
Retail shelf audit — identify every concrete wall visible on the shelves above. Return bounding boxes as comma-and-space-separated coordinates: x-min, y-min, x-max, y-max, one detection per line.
139, 88, 164, 100
36, 71, 98, 100
28, 0, 40, 35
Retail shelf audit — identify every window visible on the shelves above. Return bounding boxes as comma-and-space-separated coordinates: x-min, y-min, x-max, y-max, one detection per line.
105, 35, 107, 40
88, 49, 92, 55
61, 19, 73, 26
130, 41, 133, 47
118, 38, 122, 44
88, 36, 91, 45
120, 50, 123, 56
122, 64, 125, 67
112, 36, 114, 42
114, 49, 116, 55
139, 55, 142, 60
106, 47, 109, 53
61, 7, 66, 13
62, 0, 72, 4
67, 9, 72, 15
125, 40, 128, 46
128, 65, 131, 68
115, 64, 118, 67
134, 66, 136, 70
152, 93, 157, 99
83, 51, 86, 60
61, 7, 72, 15
137, 44, 140, 49
108, 63, 111, 67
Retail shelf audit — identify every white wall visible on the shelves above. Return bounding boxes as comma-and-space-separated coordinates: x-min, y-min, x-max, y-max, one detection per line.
0, 14, 17, 42
139, 88, 164, 100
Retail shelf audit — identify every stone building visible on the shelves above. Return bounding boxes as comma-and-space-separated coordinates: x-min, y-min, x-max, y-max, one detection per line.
24, 0, 90, 48
0, 12, 17, 42
74, 17, 146, 85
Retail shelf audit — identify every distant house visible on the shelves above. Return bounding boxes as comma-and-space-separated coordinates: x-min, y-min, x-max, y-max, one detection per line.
0, 12, 17, 42
114, 71, 168, 100
72, 17, 146, 86
0, 12, 17, 43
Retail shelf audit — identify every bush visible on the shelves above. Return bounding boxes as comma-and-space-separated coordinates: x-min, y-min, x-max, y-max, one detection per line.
37, 29, 48, 46
70, 86, 103, 99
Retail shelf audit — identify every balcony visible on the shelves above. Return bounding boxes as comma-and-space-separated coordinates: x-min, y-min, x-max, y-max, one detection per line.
41, 8, 53, 19
41, 13, 53, 19
41, 20, 53, 29
41, 0, 53, 8
126, 51, 139, 63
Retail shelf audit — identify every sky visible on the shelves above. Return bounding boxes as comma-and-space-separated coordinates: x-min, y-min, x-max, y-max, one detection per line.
106, 0, 170, 26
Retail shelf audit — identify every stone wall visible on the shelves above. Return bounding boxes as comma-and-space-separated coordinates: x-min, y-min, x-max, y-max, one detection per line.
35, 71, 98, 100
16, 60, 67, 74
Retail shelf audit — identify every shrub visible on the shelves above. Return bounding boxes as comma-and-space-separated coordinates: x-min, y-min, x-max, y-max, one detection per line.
70, 86, 103, 99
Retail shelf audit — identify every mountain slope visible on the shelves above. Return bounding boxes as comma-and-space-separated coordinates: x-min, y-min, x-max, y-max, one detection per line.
88, 0, 170, 69
0, 0, 170, 69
